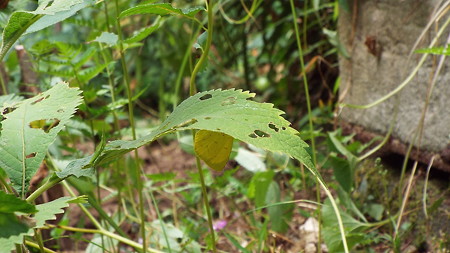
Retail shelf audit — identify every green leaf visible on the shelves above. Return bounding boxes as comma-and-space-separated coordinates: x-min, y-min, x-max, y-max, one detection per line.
0, 191, 36, 214
25, 0, 95, 35
93, 32, 118, 47
323, 28, 349, 58
0, 0, 94, 58
266, 181, 292, 233
0, 83, 82, 196
415, 45, 450, 55
322, 198, 370, 252
124, 21, 160, 44
34, 196, 86, 228
247, 171, 275, 207
0, 213, 33, 253
0, 195, 84, 253
119, 3, 204, 19
61, 89, 319, 187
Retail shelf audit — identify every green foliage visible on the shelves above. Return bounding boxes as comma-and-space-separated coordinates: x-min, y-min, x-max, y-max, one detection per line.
0, 83, 81, 196
119, 3, 204, 19
0, 192, 84, 253
62, 89, 316, 181
0, 0, 95, 59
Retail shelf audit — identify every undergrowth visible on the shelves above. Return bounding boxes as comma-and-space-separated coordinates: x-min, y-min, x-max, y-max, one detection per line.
0, 0, 449, 253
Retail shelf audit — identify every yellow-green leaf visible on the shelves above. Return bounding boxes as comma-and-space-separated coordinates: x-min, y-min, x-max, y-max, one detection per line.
194, 130, 234, 171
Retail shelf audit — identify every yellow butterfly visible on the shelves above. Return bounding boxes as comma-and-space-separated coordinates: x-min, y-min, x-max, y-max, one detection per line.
194, 130, 234, 171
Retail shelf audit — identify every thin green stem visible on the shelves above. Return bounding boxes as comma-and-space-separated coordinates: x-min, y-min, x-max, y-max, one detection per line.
0, 70, 7, 95
0, 172, 14, 193
25, 240, 56, 253
114, 1, 147, 251
61, 180, 103, 229
26, 174, 63, 203
149, 190, 172, 253
422, 156, 435, 219
46, 224, 164, 253
189, 0, 217, 251
394, 161, 418, 240
289, 2, 327, 252
34, 229, 45, 253
195, 155, 217, 252
173, 23, 202, 109
189, 0, 214, 95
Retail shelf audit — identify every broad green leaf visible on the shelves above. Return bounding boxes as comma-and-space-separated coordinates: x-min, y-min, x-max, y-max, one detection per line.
119, 3, 204, 19
415, 45, 450, 55
0, 191, 36, 214
194, 130, 234, 171
60, 89, 318, 186
0, 83, 82, 196
0, 0, 94, 58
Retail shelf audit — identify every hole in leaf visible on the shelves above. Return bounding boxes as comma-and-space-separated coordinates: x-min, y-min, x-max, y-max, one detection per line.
31, 95, 49, 105
205, 117, 211, 120
268, 123, 279, 132
57, 109, 64, 113
2, 107, 17, 115
26, 152, 36, 158
281, 127, 286, 131
216, 128, 221, 131
29, 118, 60, 133
249, 133, 257, 138
199, 94, 212, 100
221, 97, 236, 106
254, 130, 270, 138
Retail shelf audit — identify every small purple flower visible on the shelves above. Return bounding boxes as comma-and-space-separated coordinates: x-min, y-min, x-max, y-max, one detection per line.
213, 220, 227, 231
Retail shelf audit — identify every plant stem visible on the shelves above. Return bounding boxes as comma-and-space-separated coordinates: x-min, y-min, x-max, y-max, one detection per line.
189, 0, 217, 251
46, 224, 165, 253
189, 0, 214, 95
0, 172, 14, 193
34, 229, 45, 253
149, 190, 172, 253
195, 156, 217, 252
0, 70, 7, 95
114, 1, 147, 251
26, 174, 63, 203
25, 240, 56, 253
289, 1, 326, 252
394, 161, 418, 240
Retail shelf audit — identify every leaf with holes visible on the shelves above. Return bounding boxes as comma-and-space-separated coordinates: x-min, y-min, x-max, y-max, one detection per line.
62, 89, 318, 185
0, 83, 82, 197
194, 130, 234, 171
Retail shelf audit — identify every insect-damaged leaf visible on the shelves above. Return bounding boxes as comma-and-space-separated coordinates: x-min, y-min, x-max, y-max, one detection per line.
0, 83, 82, 197
63, 89, 318, 185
